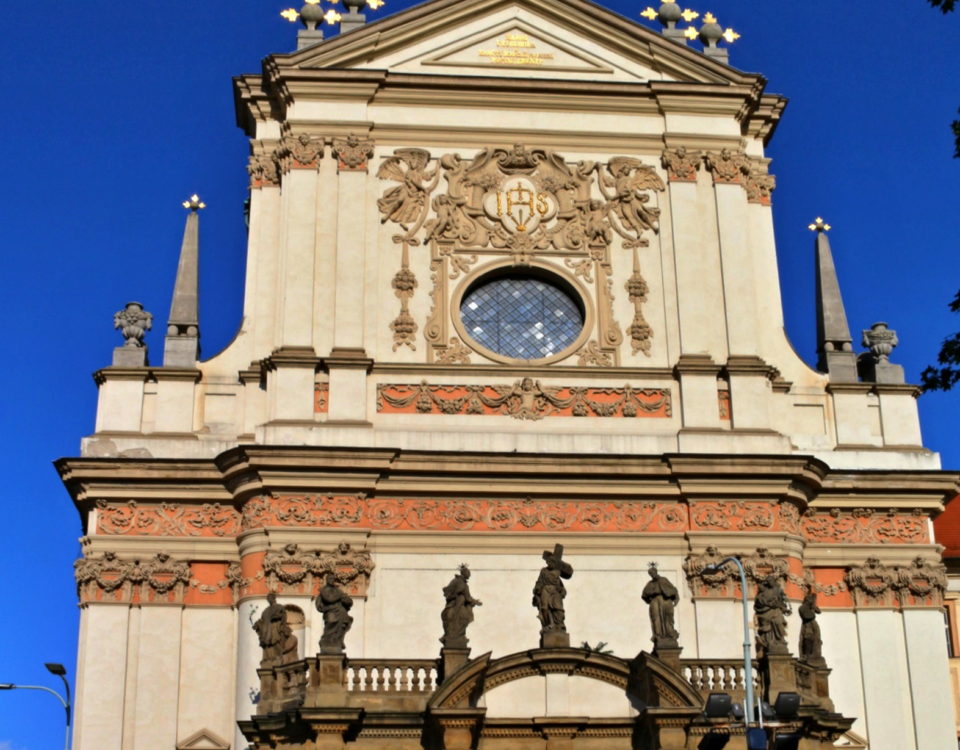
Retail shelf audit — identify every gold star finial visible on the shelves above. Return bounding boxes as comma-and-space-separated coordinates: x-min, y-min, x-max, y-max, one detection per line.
722, 28, 741, 43
280, 7, 300, 22
323, 8, 342, 24
703, 12, 718, 24
641, 7, 658, 20
680, 8, 700, 22
367, 0, 385, 8
683, 26, 699, 40
808, 217, 831, 233
183, 194, 206, 212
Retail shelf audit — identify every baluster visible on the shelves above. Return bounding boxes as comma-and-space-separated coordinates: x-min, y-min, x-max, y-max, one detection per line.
376, 666, 386, 692
363, 666, 374, 692
399, 665, 410, 692
411, 666, 423, 692
734, 664, 744, 692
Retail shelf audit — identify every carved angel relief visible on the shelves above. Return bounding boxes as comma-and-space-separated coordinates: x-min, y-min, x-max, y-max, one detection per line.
376, 143, 665, 363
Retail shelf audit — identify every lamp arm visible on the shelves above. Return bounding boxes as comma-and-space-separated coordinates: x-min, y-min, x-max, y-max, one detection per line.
705, 556, 755, 727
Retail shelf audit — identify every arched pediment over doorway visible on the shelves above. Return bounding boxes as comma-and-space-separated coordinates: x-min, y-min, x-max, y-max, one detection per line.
428, 648, 703, 712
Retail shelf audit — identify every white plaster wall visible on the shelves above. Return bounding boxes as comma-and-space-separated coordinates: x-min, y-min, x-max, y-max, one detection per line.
693, 599, 744, 661
902, 608, 956, 750
131, 607, 183, 749
177, 608, 237, 747
361, 552, 693, 662
74, 606, 129, 750
856, 609, 917, 750
819, 610, 868, 740
482, 675, 635, 718
235, 600, 262, 750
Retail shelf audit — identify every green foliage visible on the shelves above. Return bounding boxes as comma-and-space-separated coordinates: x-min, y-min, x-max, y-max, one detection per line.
921, 291, 960, 391
929, 0, 956, 11
953, 111, 960, 158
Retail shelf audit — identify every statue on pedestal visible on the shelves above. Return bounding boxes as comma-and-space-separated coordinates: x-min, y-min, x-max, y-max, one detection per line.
317, 573, 353, 655
754, 575, 791, 656
441, 564, 482, 649
799, 592, 826, 666
641, 563, 680, 650
533, 544, 574, 641
253, 593, 293, 668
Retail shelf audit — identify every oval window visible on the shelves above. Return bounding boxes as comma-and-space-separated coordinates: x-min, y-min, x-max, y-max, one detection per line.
460, 273, 584, 361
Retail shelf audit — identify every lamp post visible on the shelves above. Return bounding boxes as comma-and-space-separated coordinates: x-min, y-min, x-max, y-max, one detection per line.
0, 662, 71, 750
705, 557, 756, 731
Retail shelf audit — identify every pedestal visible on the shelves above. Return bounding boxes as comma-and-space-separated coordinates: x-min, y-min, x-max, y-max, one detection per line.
441, 648, 471, 682
763, 653, 797, 701
541, 630, 570, 648
306, 654, 347, 708
652, 645, 683, 672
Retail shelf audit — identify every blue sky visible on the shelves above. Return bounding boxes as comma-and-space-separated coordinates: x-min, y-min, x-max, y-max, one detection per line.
0, 1, 956, 747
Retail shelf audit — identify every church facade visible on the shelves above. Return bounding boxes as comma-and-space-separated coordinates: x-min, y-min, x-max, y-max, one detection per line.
57, 1, 959, 749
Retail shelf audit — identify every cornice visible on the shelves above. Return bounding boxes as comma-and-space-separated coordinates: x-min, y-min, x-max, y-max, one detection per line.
272, 0, 756, 85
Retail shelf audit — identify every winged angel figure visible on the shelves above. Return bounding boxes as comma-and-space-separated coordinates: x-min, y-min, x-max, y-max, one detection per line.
377, 148, 439, 232
597, 157, 666, 248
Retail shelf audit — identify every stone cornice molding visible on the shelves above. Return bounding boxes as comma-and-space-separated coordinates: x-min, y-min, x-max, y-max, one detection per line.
92, 366, 151, 386
269, 0, 762, 85
152, 367, 202, 383
672, 354, 721, 376
704, 149, 778, 205
261, 346, 321, 372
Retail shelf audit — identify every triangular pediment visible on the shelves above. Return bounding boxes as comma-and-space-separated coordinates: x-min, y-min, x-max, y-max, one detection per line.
176, 729, 230, 750
281, 0, 756, 86
419, 23, 614, 76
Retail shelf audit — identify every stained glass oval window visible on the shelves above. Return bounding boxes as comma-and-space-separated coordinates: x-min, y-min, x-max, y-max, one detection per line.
460, 274, 584, 360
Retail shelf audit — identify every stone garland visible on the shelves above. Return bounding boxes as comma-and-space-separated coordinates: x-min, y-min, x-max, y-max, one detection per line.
262, 542, 375, 598
376, 380, 672, 420
684, 547, 947, 608
74, 552, 192, 604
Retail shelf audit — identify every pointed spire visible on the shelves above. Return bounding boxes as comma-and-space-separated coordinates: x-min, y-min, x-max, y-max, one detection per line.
163, 195, 204, 367
810, 218, 858, 381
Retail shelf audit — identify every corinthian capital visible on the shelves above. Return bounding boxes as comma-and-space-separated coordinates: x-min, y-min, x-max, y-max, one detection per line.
661, 147, 702, 182
333, 133, 375, 171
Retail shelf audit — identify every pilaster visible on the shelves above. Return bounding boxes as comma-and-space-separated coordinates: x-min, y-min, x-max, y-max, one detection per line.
666, 174, 727, 359
263, 347, 320, 423
153, 368, 201, 433
674, 354, 722, 430
332, 135, 373, 351
277, 135, 322, 349
93, 368, 149, 433
324, 348, 373, 423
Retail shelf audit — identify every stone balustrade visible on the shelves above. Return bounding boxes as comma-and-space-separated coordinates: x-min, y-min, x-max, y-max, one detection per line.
681, 659, 758, 701
346, 659, 439, 693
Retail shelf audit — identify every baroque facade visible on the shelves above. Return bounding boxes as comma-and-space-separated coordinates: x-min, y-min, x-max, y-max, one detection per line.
58, 1, 958, 749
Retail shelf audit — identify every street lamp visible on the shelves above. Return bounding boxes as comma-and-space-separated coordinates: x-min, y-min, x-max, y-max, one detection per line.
703, 556, 769, 749
0, 662, 72, 750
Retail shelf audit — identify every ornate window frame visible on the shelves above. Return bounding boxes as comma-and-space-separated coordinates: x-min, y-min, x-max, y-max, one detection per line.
450, 259, 595, 366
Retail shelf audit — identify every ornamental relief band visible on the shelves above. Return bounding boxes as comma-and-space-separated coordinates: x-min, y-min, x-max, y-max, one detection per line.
376, 144, 665, 362
95, 497, 930, 544
74, 546, 946, 610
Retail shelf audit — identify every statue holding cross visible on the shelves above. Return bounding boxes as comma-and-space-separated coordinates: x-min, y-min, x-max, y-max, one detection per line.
533, 544, 574, 647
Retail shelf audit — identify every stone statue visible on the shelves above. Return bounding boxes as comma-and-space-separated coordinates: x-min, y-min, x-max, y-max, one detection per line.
799, 592, 826, 666
441, 564, 482, 649
316, 573, 353, 655
533, 544, 574, 640
754, 575, 791, 656
114, 302, 152, 348
253, 593, 290, 668
641, 563, 680, 650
